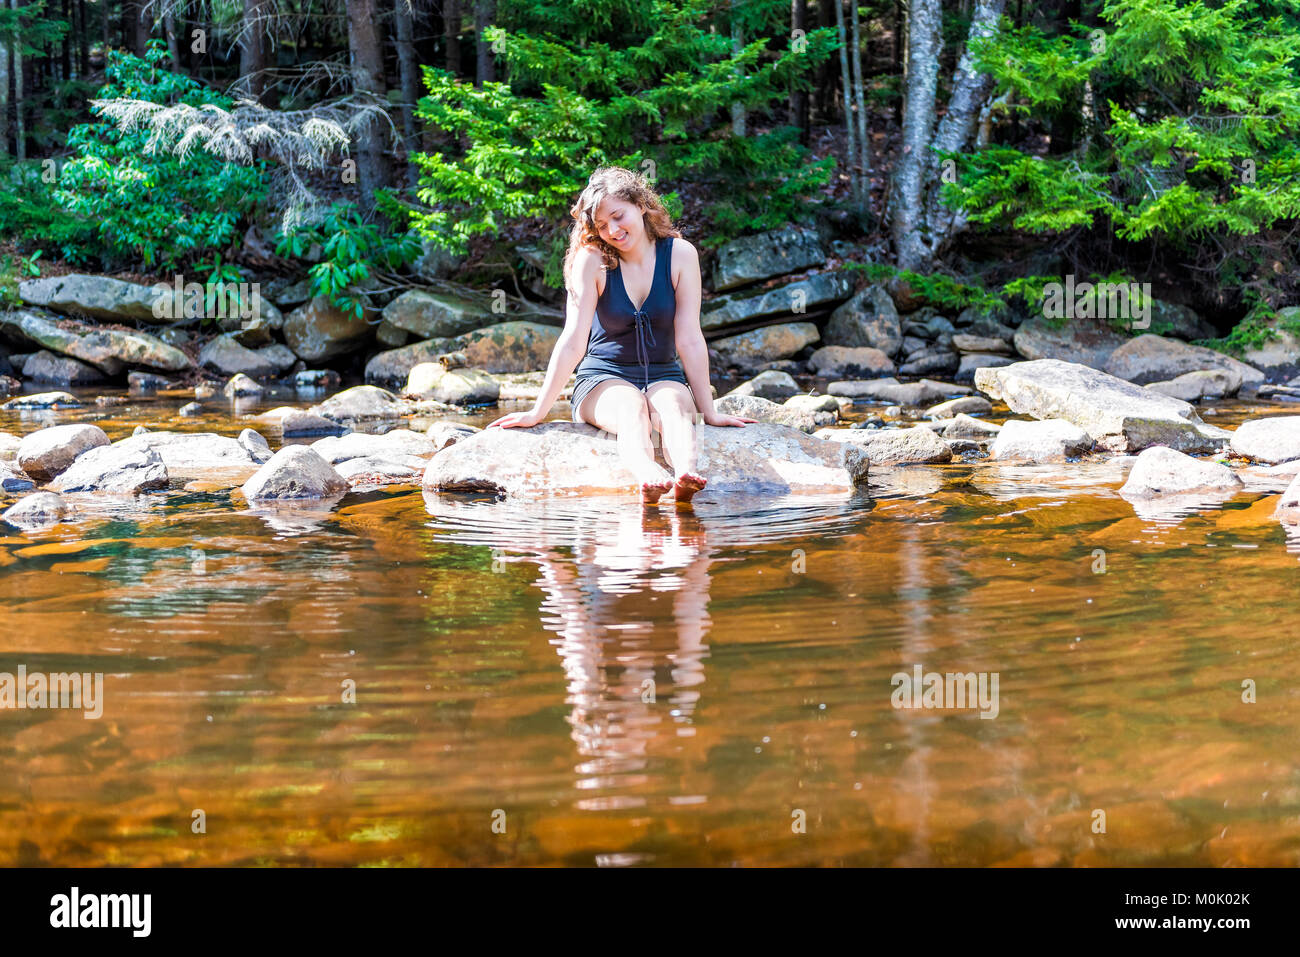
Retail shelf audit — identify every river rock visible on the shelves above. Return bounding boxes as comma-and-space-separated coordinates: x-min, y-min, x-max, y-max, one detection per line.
974, 359, 1229, 453
241, 445, 349, 501
725, 370, 800, 402
1150, 300, 1217, 340
1276, 472, 1300, 524
711, 226, 826, 291
0, 308, 192, 374
311, 385, 410, 422
22, 350, 105, 385
251, 407, 348, 437
47, 443, 169, 494
311, 429, 437, 465
411, 239, 467, 282
0, 432, 20, 460
943, 414, 1002, 438
1104, 334, 1263, 389
405, 363, 500, 405
1145, 369, 1239, 401
427, 422, 481, 451
926, 395, 992, 418
1119, 446, 1243, 497
223, 372, 263, 397
784, 394, 840, 416
111, 431, 266, 482
381, 289, 492, 339
178, 401, 202, 416
18, 274, 172, 322
827, 377, 971, 406
334, 456, 426, 487
700, 272, 854, 332
423, 421, 869, 497
898, 347, 960, 378
238, 429, 273, 461
808, 345, 895, 378
989, 419, 1093, 462
952, 334, 1014, 355
814, 425, 953, 465
1241, 307, 1300, 380
710, 322, 819, 370
714, 393, 827, 433
456, 321, 561, 374
1228, 416, 1300, 464
228, 300, 286, 348
1013, 317, 1128, 369
956, 353, 1015, 382
2, 491, 69, 528
0, 460, 34, 493
822, 285, 903, 356
0, 391, 80, 409
17, 423, 110, 482
128, 371, 176, 391
294, 369, 342, 391
283, 297, 374, 362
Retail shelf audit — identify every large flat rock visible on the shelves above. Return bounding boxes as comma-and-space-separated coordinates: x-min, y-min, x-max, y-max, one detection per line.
974, 358, 1229, 453
424, 421, 869, 498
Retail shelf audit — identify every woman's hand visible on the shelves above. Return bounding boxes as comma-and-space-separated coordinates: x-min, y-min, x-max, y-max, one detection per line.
700, 410, 758, 428
487, 408, 546, 429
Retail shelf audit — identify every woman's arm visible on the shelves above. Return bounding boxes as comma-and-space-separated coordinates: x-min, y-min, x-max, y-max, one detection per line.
488, 248, 600, 429
672, 239, 755, 428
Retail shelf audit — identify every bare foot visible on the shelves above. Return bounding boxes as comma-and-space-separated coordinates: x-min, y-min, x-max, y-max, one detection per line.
672, 471, 707, 505
642, 478, 673, 504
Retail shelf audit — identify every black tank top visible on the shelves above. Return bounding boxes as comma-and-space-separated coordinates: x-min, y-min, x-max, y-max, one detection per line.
584, 236, 678, 377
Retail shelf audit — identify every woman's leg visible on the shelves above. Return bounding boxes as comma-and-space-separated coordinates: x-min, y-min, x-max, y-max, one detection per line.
578, 378, 673, 503
645, 381, 707, 503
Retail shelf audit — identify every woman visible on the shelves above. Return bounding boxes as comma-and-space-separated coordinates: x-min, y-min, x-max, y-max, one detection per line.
487, 166, 755, 504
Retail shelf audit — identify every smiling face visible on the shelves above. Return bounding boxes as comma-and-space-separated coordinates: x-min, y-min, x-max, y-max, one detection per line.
592, 195, 645, 252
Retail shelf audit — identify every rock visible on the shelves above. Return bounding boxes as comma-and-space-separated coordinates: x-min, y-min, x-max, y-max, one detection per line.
311, 429, 437, 464
926, 395, 992, 417
1119, 446, 1243, 497
943, 413, 1002, 438
2, 491, 69, 528
714, 393, 827, 433
0, 391, 80, 409
700, 271, 854, 332
381, 289, 493, 339
0, 432, 20, 460
808, 345, 895, 378
17, 423, 111, 482
201, 334, 286, 379
240, 445, 349, 501
375, 318, 409, 348
111, 431, 266, 483
283, 296, 374, 362
1104, 334, 1263, 389
22, 350, 105, 385
334, 456, 426, 487
251, 407, 347, 437
711, 226, 826, 291
989, 419, 1093, 462
178, 401, 203, 416
952, 333, 1014, 355
128, 371, 176, 391
427, 422, 481, 451
757, 358, 806, 376
1013, 317, 1128, 369
1150, 300, 1216, 340
725, 370, 800, 402
94, 395, 129, 407
294, 369, 342, 391
822, 284, 903, 356
956, 306, 1020, 336
815, 425, 953, 465
0, 459, 35, 493
223, 373, 264, 398
194, 383, 218, 400
1241, 307, 1300, 380
229, 300, 286, 347
828, 377, 971, 406
255, 342, 298, 374
456, 321, 561, 374
0, 374, 19, 395
424, 421, 869, 496
956, 353, 1015, 382
901, 312, 955, 340
238, 428, 273, 461
18, 274, 172, 322
264, 277, 312, 308
711, 322, 820, 370
131, 426, 148, 436
898, 348, 960, 378
411, 239, 467, 282
311, 385, 409, 422
1145, 369, 1239, 401
47, 443, 169, 494
784, 393, 840, 415
405, 363, 501, 405
0, 308, 191, 374
494, 371, 556, 403
1228, 416, 1300, 464
974, 359, 1229, 453
1275, 471, 1300, 524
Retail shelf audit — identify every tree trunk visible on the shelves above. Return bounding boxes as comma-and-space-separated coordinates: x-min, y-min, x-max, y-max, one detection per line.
395, 0, 421, 187
813, 0, 832, 119
0, 11, 10, 159
849, 0, 870, 201
445, 0, 461, 74
833, 0, 859, 211
346, 0, 392, 217
240, 0, 269, 102
474, 0, 495, 86
13, 0, 23, 162
77, 0, 89, 76
889, 0, 941, 269
789, 0, 808, 143
730, 0, 745, 136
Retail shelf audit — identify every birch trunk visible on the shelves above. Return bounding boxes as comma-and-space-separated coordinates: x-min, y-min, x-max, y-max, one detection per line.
889, 0, 941, 269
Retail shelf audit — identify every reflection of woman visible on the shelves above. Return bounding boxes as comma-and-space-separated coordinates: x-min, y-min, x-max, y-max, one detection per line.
487, 166, 755, 505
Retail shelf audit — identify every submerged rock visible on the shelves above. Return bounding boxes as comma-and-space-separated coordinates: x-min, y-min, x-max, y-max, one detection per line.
17, 424, 111, 483
47, 443, 169, 494
1119, 446, 1243, 497
334, 456, 426, 488
989, 419, 1093, 462
424, 421, 869, 497
974, 359, 1228, 453
925, 395, 992, 418
241, 445, 349, 501
2, 491, 69, 528
815, 425, 953, 466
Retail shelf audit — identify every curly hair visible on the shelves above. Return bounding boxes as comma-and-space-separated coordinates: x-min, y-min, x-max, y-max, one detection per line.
562, 166, 681, 292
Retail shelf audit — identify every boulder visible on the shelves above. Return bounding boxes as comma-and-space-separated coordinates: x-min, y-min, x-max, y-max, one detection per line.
128, 371, 177, 391
712, 226, 827, 291
311, 385, 410, 422
0, 460, 34, 493
229, 300, 286, 348
199, 333, 288, 378
18, 274, 172, 322
311, 429, 437, 464
974, 359, 1229, 453
714, 393, 828, 433
223, 372, 263, 397
427, 422, 481, 451
0, 391, 80, 409
822, 285, 903, 357
1013, 316, 1128, 369
1119, 446, 1243, 497
111, 431, 266, 482
827, 377, 971, 406
178, 401, 203, 417
411, 239, 467, 282
956, 353, 1015, 382
711, 322, 819, 369
335, 456, 426, 488
700, 271, 854, 331
2, 491, 69, 528
1150, 300, 1217, 340
0, 308, 192, 374
989, 419, 1093, 462
381, 289, 492, 339
1145, 369, 1239, 401
47, 443, 169, 494
725, 369, 800, 402
241, 445, 349, 501
815, 425, 953, 466
783, 394, 840, 416
1241, 307, 1300, 380
251, 407, 349, 437
898, 347, 960, 378
424, 421, 869, 497
17, 423, 110, 482
952, 334, 1014, 355
22, 350, 104, 385
455, 321, 561, 374
0, 432, 21, 460
808, 345, 895, 378
405, 363, 501, 405
925, 395, 992, 418
283, 296, 374, 362
1276, 471, 1300, 524
943, 414, 1002, 438
1104, 334, 1263, 389
238, 429, 273, 461
1228, 416, 1300, 464
294, 369, 342, 391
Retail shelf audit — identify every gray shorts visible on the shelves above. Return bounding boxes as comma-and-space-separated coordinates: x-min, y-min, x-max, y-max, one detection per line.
570, 356, 691, 423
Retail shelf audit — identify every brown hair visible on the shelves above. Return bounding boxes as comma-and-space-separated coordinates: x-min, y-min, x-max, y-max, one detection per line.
562, 166, 681, 293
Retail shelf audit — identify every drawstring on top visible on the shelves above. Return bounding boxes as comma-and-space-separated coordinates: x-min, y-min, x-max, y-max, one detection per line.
632, 307, 656, 386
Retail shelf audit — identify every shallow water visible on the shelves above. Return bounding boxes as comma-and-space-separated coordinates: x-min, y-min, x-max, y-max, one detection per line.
1, 383, 1299, 866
